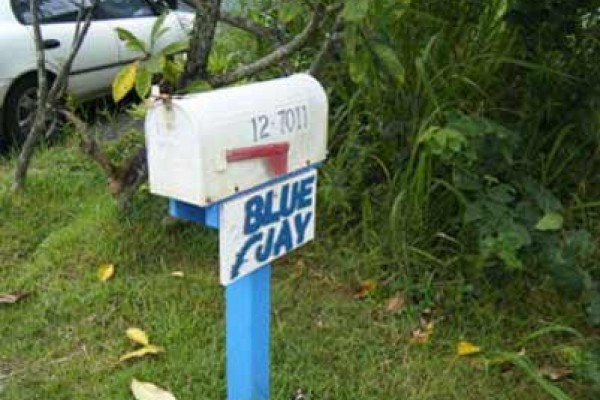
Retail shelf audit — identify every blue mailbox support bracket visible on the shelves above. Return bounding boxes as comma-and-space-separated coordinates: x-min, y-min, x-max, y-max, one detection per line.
169, 200, 271, 400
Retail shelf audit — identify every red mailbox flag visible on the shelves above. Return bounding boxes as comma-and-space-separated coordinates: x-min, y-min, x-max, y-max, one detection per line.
226, 143, 290, 176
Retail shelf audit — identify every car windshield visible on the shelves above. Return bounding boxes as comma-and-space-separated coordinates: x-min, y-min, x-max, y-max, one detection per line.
13, 0, 94, 24
13, 0, 155, 24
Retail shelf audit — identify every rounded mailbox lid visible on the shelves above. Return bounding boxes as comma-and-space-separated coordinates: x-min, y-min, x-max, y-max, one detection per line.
145, 74, 329, 207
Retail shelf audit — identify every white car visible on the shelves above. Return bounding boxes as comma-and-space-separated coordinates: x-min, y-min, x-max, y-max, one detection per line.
0, 0, 192, 151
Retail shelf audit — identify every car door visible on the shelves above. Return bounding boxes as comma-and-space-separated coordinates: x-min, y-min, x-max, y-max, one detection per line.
11, 0, 120, 99
97, 0, 188, 63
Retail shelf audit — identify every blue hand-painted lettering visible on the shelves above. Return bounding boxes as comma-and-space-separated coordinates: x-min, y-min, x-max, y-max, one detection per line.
231, 233, 263, 280
256, 227, 275, 263
294, 212, 313, 245
273, 218, 293, 256
232, 174, 317, 278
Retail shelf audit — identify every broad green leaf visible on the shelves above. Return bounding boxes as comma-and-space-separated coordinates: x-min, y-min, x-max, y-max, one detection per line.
115, 28, 147, 54
343, 0, 370, 22
131, 379, 177, 400
279, 2, 303, 23
372, 43, 405, 86
184, 80, 211, 93
113, 62, 138, 103
159, 41, 189, 57
126, 328, 150, 346
535, 212, 564, 231
151, 13, 169, 49
587, 287, 600, 326
146, 55, 167, 74
136, 66, 152, 99
349, 49, 370, 84
163, 60, 183, 84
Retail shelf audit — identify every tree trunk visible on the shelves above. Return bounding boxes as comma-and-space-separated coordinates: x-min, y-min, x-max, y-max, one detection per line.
12, 113, 47, 191
13, 0, 47, 192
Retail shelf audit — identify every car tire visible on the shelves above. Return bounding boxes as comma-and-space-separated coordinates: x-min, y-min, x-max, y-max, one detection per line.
2, 75, 59, 152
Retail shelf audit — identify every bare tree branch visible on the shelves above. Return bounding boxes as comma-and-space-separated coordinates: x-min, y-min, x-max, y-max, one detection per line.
62, 110, 118, 177
61, 109, 147, 205
49, 4, 95, 101
13, 0, 96, 191
209, 3, 326, 87
219, 10, 285, 42
13, 0, 49, 191
181, 0, 222, 86
309, 13, 344, 78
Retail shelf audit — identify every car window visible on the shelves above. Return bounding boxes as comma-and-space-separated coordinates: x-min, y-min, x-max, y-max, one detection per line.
177, 1, 194, 12
94, 0, 156, 20
12, 0, 94, 24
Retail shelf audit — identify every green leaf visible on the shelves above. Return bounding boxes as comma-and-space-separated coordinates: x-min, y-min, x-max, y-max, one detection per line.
372, 43, 405, 86
146, 55, 167, 75
115, 28, 148, 55
349, 49, 370, 84
550, 262, 585, 299
343, 0, 370, 22
535, 212, 564, 231
163, 60, 183, 85
587, 287, 600, 326
184, 80, 211, 93
151, 13, 169, 49
279, 2, 303, 23
135, 66, 152, 99
159, 41, 189, 57
113, 62, 138, 103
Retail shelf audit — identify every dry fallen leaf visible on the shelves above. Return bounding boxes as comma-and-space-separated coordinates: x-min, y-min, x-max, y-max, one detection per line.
170, 271, 185, 278
98, 264, 115, 282
540, 366, 572, 381
126, 328, 150, 346
354, 279, 377, 299
131, 378, 177, 400
457, 341, 482, 356
410, 321, 434, 344
0, 292, 30, 305
384, 293, 405, 314
119, 345, 164, 363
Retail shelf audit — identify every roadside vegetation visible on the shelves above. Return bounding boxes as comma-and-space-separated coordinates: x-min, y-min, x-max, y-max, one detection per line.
1, 0, 600, 399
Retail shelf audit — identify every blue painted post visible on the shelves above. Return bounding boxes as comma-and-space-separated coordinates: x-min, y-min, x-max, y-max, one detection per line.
169, 199, 270, 400
226, 265, 271, 400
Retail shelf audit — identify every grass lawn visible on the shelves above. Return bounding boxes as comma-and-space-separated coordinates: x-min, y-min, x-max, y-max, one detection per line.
0, 144, 597, 399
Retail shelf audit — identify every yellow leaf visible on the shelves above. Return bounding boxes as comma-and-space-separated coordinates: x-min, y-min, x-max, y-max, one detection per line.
131, 378, 177, 400
113, 62, 138, 103
457, 341, 482, 356
119, 345, 164, 363
98, 264, 115, 282
354, 279, 377, 299
126, 328, 150, 346
170, 271, 185, 278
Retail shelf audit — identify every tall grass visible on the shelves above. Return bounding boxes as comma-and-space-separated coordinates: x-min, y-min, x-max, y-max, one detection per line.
318, 0, 600, 287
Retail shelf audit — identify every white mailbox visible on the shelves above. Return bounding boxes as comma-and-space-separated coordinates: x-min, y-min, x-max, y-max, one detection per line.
145, 74, 328, 206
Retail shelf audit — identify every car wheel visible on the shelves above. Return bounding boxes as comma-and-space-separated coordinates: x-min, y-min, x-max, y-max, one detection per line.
2, 75, 59, 151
